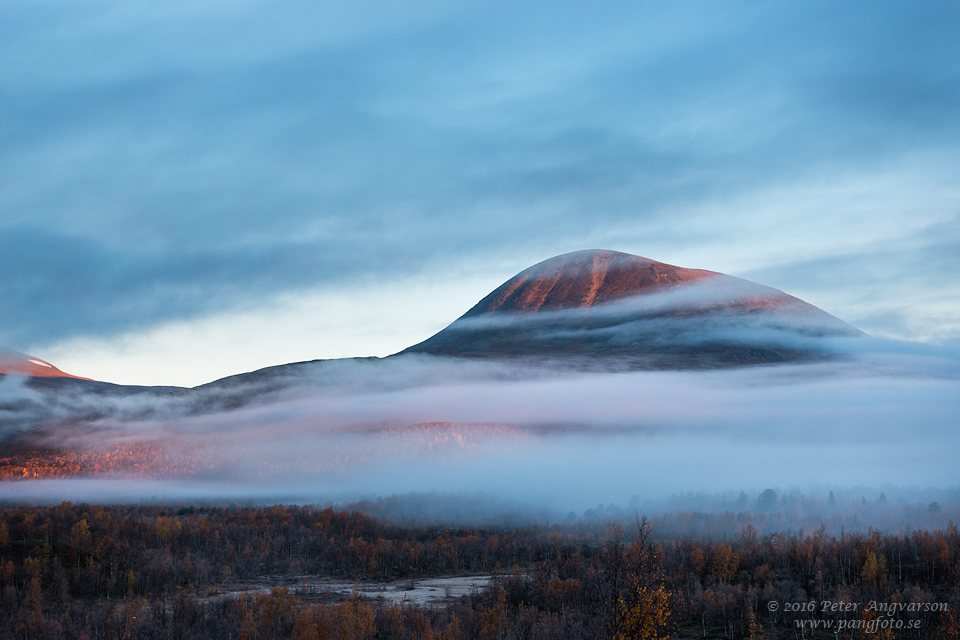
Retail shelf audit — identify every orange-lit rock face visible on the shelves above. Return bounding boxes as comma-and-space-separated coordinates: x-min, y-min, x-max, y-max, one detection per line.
463, 250, 718, 317
0, 348, 89, 380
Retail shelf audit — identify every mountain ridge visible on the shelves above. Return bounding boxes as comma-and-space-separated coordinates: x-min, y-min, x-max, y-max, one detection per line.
1, 250, 862, 389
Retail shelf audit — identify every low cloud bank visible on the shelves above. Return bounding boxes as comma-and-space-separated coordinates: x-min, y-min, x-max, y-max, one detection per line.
1, 337, 958, 517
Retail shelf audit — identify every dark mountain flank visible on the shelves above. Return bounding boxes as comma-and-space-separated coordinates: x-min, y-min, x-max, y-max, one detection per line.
400, 250, 861, 367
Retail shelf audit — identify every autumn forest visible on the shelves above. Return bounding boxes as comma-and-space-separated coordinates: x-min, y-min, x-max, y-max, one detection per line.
0, 501, 957, 639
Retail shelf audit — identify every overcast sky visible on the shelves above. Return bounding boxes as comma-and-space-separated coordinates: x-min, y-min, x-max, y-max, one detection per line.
2, 0, 959, 386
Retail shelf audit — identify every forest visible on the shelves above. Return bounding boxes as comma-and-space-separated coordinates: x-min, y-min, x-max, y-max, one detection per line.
0, 502, 957, 639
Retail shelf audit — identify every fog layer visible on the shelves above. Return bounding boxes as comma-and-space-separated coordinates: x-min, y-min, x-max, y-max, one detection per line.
1, 337, 957, 512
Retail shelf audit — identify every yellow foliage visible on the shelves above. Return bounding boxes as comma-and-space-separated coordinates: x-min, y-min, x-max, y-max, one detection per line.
332, 596, 376, 640
480, 587, 508, 640
747, 612, 766, 640
71, 518, 91, 548
861, 606, 894, 640
291, 609, 322, 640
444, 612, 462, 640
711, 544, 739, 583
861, 551, 887, 589
614, 585, 671, 640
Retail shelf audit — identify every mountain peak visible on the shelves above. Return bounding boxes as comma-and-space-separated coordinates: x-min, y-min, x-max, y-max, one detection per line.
401, 249, 860, 365
463, 250, 717, 317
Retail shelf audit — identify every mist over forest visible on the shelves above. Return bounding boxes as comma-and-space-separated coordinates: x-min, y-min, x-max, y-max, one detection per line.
1, 333, 957, 531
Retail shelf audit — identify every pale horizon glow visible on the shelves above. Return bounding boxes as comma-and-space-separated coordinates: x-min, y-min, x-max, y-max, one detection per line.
39, 273, 505, 387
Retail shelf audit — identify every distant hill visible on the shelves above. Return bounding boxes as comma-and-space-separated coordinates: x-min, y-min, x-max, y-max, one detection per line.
0, 347, 90, 380
400, 249, 861, 367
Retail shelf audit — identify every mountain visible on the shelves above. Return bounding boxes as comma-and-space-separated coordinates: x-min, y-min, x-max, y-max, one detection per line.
400, 250, 861, 367
0, 249, 861, 400
0, 348, 90, 381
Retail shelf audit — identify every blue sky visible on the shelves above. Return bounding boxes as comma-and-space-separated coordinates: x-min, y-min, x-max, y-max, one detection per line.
2, 0, 959, 385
